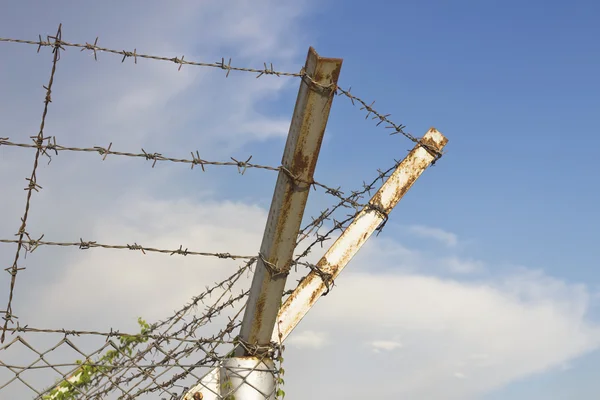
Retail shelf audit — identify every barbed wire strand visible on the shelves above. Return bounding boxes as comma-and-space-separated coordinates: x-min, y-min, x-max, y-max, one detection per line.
1, 25, 63, 344
0, 137, 282, 173
0, 36, 301, 78
4, 326, 233, 344
0, 236, 253, 260
0, 136, 383, 215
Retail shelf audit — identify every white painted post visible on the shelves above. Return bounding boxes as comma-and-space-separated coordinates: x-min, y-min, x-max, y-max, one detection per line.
272, 128, 448, 343
221, 358, 276, 400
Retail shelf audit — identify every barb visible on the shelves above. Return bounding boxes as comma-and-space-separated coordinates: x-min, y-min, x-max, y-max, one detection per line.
0, 236, 253, 260
0, 36, 301, 78
1, 24, 63, 343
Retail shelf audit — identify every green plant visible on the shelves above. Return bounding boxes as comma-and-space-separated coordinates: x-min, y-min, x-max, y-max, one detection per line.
221, 374, 235, 400
42, 318, 151, 400
275, 345, 286, 399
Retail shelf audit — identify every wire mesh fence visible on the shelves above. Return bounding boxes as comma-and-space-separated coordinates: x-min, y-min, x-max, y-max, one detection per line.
1, 261, 255, 399
1, 24, 443, 399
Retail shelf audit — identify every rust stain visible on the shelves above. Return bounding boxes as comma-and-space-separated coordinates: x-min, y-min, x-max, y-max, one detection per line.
420, 131, 447, 150
309, 284, 322, 305
252, 294, 266, 336
292, 148, 311, 177
314, 66, 326, 82
313, 50, 343, 85
336, 244, 357, 274
388, 179, 413, 205
372, 191, 383, 207
329, 62, 343, 85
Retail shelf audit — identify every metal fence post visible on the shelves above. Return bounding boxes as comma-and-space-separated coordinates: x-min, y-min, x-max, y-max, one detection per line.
228, 47, 341, 398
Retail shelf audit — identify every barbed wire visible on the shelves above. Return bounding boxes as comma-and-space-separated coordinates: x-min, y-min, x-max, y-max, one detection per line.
0, 32, 443, 157
336, 87, 418, 143
3, 325, 228, 344
3, 360, 246, 371
0, 26, 443, 399
0, 135, 378, 211
1, 25, 63, 344
0, 137, 282, 173
0, 236, 254, 260
0, 36, 302, 78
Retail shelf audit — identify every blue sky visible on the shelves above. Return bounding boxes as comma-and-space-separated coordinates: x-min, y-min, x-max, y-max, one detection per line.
313, 0, 600, 281
1, 0, 599, 399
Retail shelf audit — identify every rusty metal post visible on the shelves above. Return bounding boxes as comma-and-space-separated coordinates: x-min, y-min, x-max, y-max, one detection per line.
236, 47, 342, 358
272, 128, 448, 343
182, 47, 342, 400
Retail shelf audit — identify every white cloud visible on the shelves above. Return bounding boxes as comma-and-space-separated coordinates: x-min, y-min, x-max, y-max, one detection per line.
23, 196, 267, 328
284, 270, 600, 399
442, 256, 485, 274
560, 362, 573, 371
368, 340, 403, 353
195, 0, 307, 60
286, 330, 328, 349
408, 225, 459, 247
